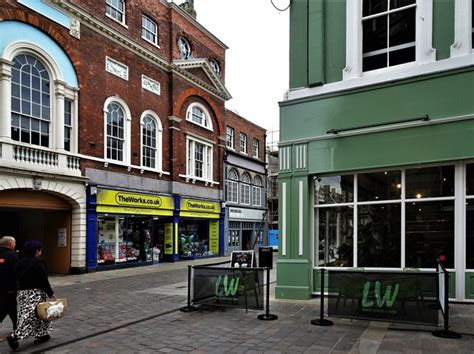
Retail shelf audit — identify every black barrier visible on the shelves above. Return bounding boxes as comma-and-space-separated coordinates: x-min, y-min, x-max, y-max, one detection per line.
432, 260, 461, 338
259, 247, 273, 269
327, 270, 439, 326
311, 268, 334, 326
180, 265, 199, 312
257, 268, 278, 321
192, 265, 264, 310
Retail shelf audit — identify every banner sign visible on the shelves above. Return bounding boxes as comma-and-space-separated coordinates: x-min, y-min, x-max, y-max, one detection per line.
97, 190, 174, 216
209, 221, 219, 255
327, 270, 439, 325
180, 198, 221, 219
192, 265, 264, 310
164, 223, 174, 255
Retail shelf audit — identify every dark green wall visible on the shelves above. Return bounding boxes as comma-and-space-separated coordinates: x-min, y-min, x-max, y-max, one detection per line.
433, 0, 455, 60
289, 0, 308, 89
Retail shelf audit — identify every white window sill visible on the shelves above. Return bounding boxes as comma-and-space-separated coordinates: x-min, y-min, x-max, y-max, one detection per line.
105, 13, 128, 28
179, 174, 220, 186
142, 36, 160, 49
186, 119, 214, 132
136, 165, 170, 176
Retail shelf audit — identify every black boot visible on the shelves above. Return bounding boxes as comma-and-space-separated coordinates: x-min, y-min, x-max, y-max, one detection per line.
34, 334, 51, 344
7, 334, 19, 351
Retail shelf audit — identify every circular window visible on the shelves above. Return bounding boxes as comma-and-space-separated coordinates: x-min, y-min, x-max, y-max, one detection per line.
209, 59, 220, 76
178, 37, 192, 59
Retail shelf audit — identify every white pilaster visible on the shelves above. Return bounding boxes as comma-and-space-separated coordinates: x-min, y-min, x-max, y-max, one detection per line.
54, 80, 65, 150
451, 0, 472, 58
0, 59, 13, 139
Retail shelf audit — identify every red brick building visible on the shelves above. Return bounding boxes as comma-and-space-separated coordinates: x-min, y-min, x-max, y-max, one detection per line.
0, 0, 231, 272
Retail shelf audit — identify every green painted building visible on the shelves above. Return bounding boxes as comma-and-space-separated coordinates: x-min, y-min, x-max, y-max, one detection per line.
277, 0, 474, 301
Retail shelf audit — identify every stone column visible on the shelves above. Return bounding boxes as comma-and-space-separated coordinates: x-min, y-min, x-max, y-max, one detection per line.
0, 59, 12, 139
54, 80, 65, 150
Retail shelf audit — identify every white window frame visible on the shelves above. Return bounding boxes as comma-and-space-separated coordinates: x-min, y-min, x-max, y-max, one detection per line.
252, 176, 263, 207
227, 169, 239, 203
252, 138, 259, 159
240, 133, 247, 154
186, 136, 213, 181
106, 0, 127, 26
226, 126, 234, 149
141, 15, 158, 47
1, 43, 79, 153
103, 96, 131, 166
140, 110, 162, 171
344, 0, 435, 80
451, 0, 473, 57
240, 172, 251, 205
186, 103, 213, 131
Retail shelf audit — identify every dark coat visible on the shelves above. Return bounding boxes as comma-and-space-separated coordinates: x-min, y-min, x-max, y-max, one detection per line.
17, 257, 54, 297
0, 246, 19, 293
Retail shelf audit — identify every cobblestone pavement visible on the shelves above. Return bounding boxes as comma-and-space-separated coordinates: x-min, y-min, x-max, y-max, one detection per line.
0, 258, 473, 353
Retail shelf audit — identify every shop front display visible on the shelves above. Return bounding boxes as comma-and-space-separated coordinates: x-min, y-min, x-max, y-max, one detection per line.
179, 198, 222, 260
92, 189, 174, 268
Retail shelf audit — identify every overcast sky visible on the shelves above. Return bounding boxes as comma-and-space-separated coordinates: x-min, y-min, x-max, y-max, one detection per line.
173, 0, 289, 141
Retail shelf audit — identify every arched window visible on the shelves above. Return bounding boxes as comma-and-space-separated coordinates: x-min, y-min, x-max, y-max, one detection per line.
104, 97, 131, 164
140, 111, 162, 171
11, 54, 51, 147
240, 172, 251, 205
227, 169, 239, 203
252, 176, 263, 207
186, 103, 213, 130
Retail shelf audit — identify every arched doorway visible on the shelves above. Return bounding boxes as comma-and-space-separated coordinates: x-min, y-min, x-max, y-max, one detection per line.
0, 190, 72, 274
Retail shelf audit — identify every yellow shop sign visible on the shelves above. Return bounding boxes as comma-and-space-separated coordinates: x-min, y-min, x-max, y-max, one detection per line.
180, 198, 221, 219
97, 190, 174, 216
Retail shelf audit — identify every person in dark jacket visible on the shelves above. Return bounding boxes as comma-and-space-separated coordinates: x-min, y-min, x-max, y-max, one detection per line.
6, 240, 55, 351
0, 236, 19, 342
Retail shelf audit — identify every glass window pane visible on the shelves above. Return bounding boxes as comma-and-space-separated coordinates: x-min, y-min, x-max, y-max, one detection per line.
390, 0, 415, 9
358, 170, 401, 201
357, 204, 401, 267
467, 200, 474, 269
314, 175, 354, 205
389, 8, 416, 47
467, 163, 474, 196
316, 207, 353, 267
363, 16, 388, 54
405, 201, 454, 268
389, 46, 415, 66
406, 165, 454, 199
363, 0, 387, 16
363, 52, 387, 71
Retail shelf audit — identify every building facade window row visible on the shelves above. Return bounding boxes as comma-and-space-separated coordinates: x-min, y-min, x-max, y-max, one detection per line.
227, 169, 263, 207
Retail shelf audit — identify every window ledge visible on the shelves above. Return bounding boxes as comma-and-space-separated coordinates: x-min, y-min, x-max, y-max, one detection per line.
186, 119, 214, 132
106, 13, 128, 28
142, 36, 160, 49
179, 174, 220, 186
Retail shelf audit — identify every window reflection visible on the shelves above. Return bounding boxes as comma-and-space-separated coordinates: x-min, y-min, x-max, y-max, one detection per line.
358, 170, 401, 201
315, 175, 354, 205
405, 201, 454, 268
406, 165, 454, 199
316, 207, 353, 267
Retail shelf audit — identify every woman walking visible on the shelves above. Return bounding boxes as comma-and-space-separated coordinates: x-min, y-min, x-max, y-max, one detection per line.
7, 240, 55, 351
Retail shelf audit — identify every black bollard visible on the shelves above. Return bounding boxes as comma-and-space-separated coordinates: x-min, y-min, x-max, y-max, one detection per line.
311, 268, 333, 326
180, 265, 199, 312
258, 267, 278, 320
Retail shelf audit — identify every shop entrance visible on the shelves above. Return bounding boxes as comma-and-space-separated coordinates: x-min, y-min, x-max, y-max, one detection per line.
0, 190, 72, 274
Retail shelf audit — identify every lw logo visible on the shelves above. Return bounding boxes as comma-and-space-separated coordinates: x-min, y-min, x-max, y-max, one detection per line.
362, 281, 400, 308
215, 275, 240, 297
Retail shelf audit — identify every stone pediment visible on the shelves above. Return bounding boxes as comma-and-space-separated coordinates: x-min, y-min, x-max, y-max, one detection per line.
173, 59, 231, 101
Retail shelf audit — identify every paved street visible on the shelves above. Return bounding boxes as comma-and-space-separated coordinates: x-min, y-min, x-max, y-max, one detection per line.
1, 257, 473, 353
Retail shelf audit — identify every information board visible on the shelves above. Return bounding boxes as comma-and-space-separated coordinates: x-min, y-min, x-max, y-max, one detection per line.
230, 250, 255, 268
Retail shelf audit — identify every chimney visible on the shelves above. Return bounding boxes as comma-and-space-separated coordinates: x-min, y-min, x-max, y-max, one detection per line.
179, 0, 197, 19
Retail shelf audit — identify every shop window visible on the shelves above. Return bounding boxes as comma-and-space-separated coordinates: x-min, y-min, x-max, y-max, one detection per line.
186, 103, 212, 130
316, 206, 354, 267
227, 169, 239, 203
106, 0, 126, 25
405, 165, 454, 199
252, 176, 263, 207
229, 229, 240, 247
141, 111, 162, 170
179, 220, 210, 259
466, 163, 474, 269
314, 175, 354, 205
240, 172, 251, 205
358, 170, 401, 201
226, 126, 234, 149
357, 203, 401, 267
11, 54, 51, 148
97, 216, 154, 265
362, 0, 416, 71
142, 15, 158, 45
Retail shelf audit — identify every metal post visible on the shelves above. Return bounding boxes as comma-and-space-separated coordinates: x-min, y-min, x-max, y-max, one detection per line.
432, 265, 460, 338
258, 268, 278, 320
180, 265, 198, 312
311, 268, 333, 326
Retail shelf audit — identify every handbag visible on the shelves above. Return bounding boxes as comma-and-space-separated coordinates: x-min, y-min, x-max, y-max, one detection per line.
36, 298, 68, 321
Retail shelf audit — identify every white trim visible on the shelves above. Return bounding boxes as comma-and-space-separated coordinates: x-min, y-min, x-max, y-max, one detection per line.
141, 75, 161, 96
185, 102, 213, 131
455, 162, 466, 300
141, 15, 159, 47
401, 171, 406, 269
299, 180, 304, 256
451, 0, 473, 57
353, 174, 358, 267
282, 182, 287, 256
103, 96, 132, 165
105, 0, 127, 28
185, 135, 214, 181
105, 56, 128, 81
178, 174, 219, 185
